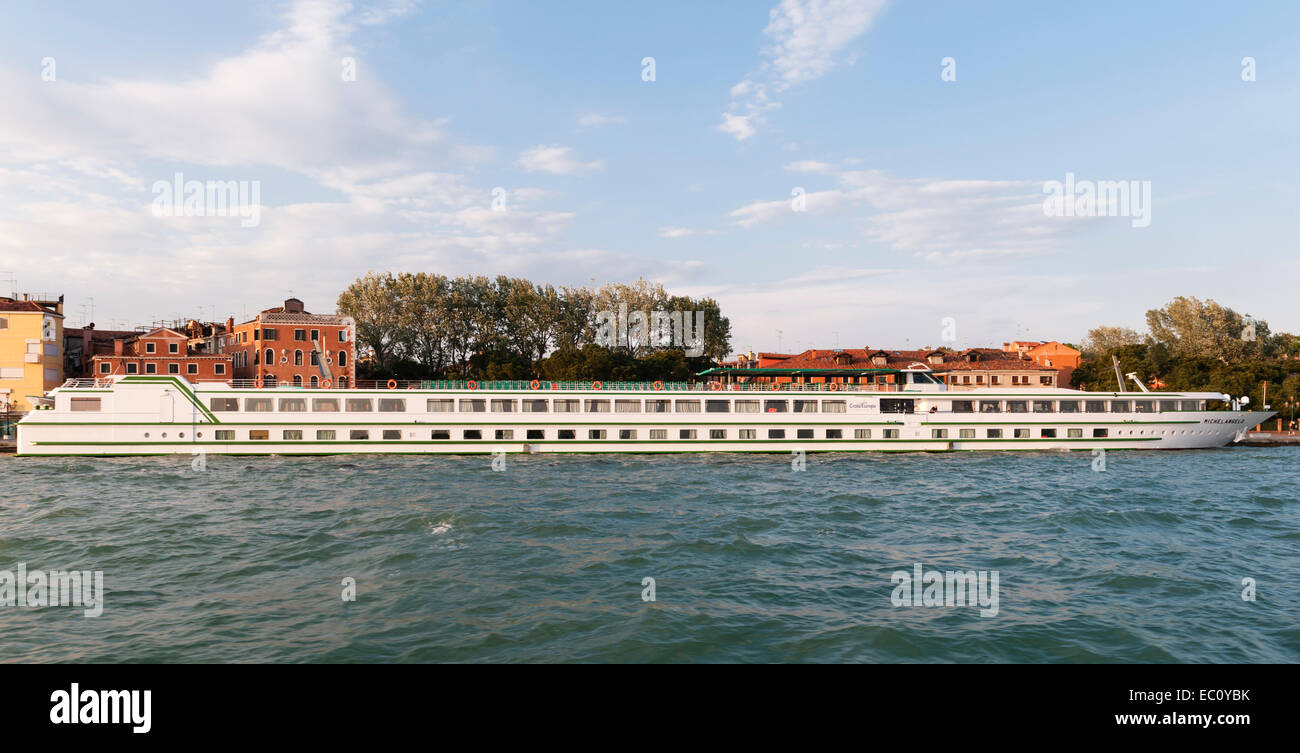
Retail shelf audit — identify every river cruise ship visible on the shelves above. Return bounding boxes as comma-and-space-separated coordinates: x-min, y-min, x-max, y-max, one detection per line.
15, 369, 1273, 456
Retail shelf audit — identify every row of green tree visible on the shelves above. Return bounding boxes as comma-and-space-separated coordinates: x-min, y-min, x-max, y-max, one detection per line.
337, 272, 731, 381
1072, 297, 1300, 414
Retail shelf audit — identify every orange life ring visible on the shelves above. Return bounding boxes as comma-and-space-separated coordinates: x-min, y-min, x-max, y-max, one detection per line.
321, 379, 332, 388
387, 379, 398, 390
827, 382, 838, 392
652, 381, 664, 391
530, 380, 541, 390
710, 382, 721, 391
592, 381, 603, 391
253, 376, 264, 388
467, 380, 478, 391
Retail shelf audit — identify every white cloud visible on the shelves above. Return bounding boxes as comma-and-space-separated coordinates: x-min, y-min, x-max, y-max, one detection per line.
719, 0, 889, 141
516, 145, 605, 175
658, 226, 697, 239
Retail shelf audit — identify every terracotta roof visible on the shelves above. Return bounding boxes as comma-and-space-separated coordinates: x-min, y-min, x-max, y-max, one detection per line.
0, 300, 60, 314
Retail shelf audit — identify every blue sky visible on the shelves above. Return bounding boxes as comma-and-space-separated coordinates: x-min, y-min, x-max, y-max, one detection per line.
0, 0, 1296, 354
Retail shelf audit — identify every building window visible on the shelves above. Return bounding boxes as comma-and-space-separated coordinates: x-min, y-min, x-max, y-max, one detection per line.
990, 375, 1000, 385
99, 362, 110, 373
338, 330, 347, 342
168, 363, 179, 374
126, 363, 138, 373
145, 342, 156, 354
265, 348, 273, 364
70, 397, 101, 411
294, 329, 306, 341
262, 328, 278, 341
310, 329, 319, 341
338, 352, 347, 367
187, 363, 198, 374
294, 350, 303, 366
169, 342, 179, 354
144, 363, 156, 374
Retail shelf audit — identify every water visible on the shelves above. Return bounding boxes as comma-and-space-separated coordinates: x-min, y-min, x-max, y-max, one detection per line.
1, 448, 1297, 663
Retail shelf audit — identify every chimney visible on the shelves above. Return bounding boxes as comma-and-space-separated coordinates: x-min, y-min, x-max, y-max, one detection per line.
226, 316, 234, 333
114, 339, 124, 356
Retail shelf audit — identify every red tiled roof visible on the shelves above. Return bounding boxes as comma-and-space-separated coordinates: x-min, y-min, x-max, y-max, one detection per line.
0, 300, 60, 314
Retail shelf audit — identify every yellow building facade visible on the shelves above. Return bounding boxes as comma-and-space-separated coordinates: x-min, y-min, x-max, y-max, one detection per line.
0, 296, 64, 412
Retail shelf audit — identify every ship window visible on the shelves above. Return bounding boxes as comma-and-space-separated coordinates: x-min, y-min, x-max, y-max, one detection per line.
349, 430, 369, 440
278, 398, 306, 412
1182, 400, 1202, 411
705, 400, 730, 413
767, 429, 785, 439
1013, 428, 1031, 438
987, 428, 1002, 438
680, 429, 697, 439
675, 400, 701, 413
249, 430, 270, 440
826, 429, 843, 439
527, 429, 545, 440
1068, 428, 1083, 438
1134, 400, 1154, 413
883, 429, 900, 438
583, 399, 609, 413
734, 400, 759, 413
1007, 401, 1028, 413
1159, 400, 1178, 412
1059, 400, 1080, 413
615, 400, 642, 413
522, 399, 549, 412
70, 397, 101, 411
429, 430, 450, 440
381, 430, 401, 440
282, 430, 303, 440
317, 430, 336, 440
959, 428, 975, 439
558, 429, 577, 439
378, 398, 405, 412
459, 399, 486, 412
245, 398, 272, 412
763, 400, 788, 413
855, 429, 871, 439
553, 399, 580, 413
495, 429, 514, 440
649, 429, 667, 439
932, 428, 948, 438
589, 429, 607, 439
952, 400, 974, 413
1033, 401, 1055, 413
1041, 428, 1056, 438
1093, 428, 1109, 438
645, 399, 671, 413
491, 399, 517, 412
822, 400, 846, 413
709, 429, 726, 439
346, 398, 373, 412
793, 400, 818, 413
427, 399, 454, 412
740, 429, 757, 439
215, 430, 235, 440
463, 430, 482, 440
619, 430, 637, 439
979, 401, 1001, 413
797, 429, 814, 439
1110, 401, 1130, 413
312, 398, 339, 412
1085, 400, 1106, 412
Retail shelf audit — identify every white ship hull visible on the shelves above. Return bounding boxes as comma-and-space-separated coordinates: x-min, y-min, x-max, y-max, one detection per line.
16, 376, 1274, 456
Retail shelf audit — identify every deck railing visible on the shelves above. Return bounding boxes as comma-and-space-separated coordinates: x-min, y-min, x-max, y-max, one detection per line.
63, 377, 911, 392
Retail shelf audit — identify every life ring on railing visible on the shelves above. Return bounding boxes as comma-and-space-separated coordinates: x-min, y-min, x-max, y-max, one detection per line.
652, 381, 664, 391
530, 380, 541, 390
592, 381, 603, 391
827, 382, 839, 392
710, 382, 721, 391
387, 379, 398, 390
253, 376, 264, 388
467, 380, 478, 391
321, 379, 332, 388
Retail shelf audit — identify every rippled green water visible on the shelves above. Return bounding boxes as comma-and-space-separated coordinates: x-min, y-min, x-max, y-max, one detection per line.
0, 448, 1297, 663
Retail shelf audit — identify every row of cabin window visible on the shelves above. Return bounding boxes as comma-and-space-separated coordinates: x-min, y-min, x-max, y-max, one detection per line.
206, 427, 1113, 441
950, 399, 1204, 413
102, 362, 226, 375
208, 397, 851, 413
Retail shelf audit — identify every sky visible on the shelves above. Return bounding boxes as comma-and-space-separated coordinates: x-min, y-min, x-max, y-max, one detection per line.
0, 0, 1296, 355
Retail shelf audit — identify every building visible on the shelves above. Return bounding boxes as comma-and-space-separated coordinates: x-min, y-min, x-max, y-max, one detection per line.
64, 323, 138, 378
91, 327, 234, 382
225, 298, 356, 387
0, 294, 64, 412
722, 347, 1063, 389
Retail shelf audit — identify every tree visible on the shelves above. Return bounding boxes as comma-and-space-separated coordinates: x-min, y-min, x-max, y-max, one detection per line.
337, 272, 402, 370
1080, 326, 1143, 355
